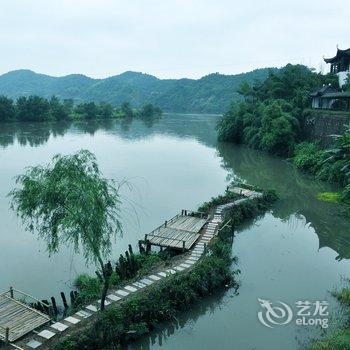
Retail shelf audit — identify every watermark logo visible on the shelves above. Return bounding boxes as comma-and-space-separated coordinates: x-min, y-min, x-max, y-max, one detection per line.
258, 298, 329, 329
258, 298, 293, 328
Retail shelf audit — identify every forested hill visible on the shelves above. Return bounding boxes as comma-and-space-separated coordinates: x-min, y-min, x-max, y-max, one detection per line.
0, 68, 276, 113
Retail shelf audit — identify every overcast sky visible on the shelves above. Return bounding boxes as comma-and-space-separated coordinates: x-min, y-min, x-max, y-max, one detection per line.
0, 0, 349, 79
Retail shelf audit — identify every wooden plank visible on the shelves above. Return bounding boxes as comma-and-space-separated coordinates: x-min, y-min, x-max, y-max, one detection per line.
0, 294, 50, 342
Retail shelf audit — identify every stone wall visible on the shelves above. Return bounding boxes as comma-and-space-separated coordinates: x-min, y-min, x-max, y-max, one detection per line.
303, 109, 350, 146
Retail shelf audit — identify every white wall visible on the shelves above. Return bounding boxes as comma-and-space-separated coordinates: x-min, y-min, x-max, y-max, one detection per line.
337, 71, 350, 87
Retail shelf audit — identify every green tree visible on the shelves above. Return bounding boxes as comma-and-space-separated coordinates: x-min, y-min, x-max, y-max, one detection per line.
98, 103, 113, 118
16, 95, 50, 122
120, 102, 134, 118
0, 96, 16, 122
217, 64, 337, 156
49, 95, 69, 120
321, 124, 350, 201
9, 150, 123, 310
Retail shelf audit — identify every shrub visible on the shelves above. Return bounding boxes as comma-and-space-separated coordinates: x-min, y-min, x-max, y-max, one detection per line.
293, 142, 324, 174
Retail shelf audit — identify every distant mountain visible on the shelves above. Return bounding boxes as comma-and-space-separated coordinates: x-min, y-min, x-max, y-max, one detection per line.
0, 68, 276, 113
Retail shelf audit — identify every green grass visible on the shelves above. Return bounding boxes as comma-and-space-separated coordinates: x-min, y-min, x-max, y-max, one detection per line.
310, 287, 350, 349
310, 329, 350, 350
317, 192, 342, 203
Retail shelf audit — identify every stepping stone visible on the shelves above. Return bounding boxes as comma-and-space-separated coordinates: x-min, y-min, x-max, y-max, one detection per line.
51, 322, 68, 332
188, 256, 199, 261
133, 281, 146, 288
165, 269, 176, 274
158, 272, 167, 277
97, 299, 111, 306
86, 305, 98, 312
76, 310, 92, 318
116, 290, 129, 297
174, 266, 185, 271
65, 316, 80, 325
180, 263, 191, 268
107, 294, 121, 301
38, 329, 56, 339
148, 274, 161, 281
185, 259, 196, 265
26, 340, 42, 349
191, 251, 202, 256
140, 278, 154, 285
124, 285, 138, 292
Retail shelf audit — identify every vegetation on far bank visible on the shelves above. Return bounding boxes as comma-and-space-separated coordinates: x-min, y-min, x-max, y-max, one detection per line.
217, 64, 350, 209
0, 94, 162, 123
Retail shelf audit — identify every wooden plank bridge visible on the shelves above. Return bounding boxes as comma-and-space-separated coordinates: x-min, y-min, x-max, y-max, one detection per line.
0, 288, 50, 344
144, 210, 208, 250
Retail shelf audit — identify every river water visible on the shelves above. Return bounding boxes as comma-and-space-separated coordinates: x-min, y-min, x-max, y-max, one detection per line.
0, 114, 349, 349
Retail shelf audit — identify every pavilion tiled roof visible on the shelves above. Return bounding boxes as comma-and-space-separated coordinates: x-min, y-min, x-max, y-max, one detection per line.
324, 48, 350, 63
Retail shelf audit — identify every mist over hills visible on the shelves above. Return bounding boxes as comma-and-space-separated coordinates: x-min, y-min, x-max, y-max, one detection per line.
0, 68, 276, 113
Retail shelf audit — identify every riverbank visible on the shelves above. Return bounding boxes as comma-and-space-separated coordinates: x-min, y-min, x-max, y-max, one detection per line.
8, 187, 275, 350
309, 284, 350, 349
216, 64, 350, 213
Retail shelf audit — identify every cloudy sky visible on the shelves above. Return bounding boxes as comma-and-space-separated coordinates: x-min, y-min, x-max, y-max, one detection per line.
0, 0, 349, 79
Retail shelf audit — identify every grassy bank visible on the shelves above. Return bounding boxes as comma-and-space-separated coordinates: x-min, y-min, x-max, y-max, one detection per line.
50, 189, 276, 350
310, 285, 350, 349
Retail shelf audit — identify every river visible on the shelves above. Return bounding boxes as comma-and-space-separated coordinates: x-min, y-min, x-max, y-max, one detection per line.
0, 114, 349, 349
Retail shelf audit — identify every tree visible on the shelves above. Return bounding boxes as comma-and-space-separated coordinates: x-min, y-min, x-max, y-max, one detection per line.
16, 95, 50, 122
120, 102, 134, 118
9, 150, 122, 310
98, 103, 113, 119
49, 96, 69, 120
0, 96, 15, 122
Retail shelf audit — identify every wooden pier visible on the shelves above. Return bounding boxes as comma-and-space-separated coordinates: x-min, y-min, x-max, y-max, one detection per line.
0, 288, 50, 344
144, 211, 207, 250
0, 187, 261, 350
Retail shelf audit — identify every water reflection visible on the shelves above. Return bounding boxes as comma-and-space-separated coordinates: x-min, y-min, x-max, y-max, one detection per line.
126, 290, 230, 350
0, 114, 217, 149
217, 142, 350, 260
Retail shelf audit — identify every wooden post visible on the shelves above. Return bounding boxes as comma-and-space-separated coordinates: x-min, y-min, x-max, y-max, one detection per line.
9, 286, 14, 298
204, 243, 207, 254
61, 292, 68, 309
182, 240, 185, 251
70, 291, 76, 306
164, 220, 167, 227
42, 300, 50, 314
51, 296, 58, 315
145, 234, 148, 241
5, 327, 9, 344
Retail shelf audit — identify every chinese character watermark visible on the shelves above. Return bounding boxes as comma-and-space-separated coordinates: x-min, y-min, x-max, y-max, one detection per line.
257, 298, 329, 329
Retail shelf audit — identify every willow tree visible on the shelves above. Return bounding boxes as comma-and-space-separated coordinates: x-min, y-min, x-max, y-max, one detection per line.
9, 150, 122, 310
